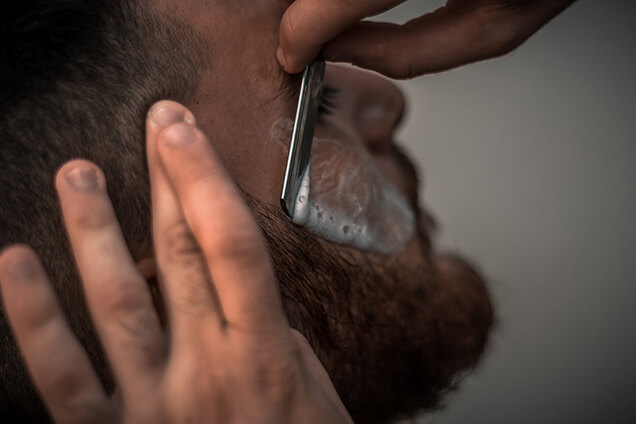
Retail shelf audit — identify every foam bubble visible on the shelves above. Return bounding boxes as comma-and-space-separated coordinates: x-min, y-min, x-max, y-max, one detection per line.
291, 137, 415, 254
269, 118, 294, 151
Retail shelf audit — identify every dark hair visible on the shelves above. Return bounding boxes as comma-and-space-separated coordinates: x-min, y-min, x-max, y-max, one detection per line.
0, 1, 205, 420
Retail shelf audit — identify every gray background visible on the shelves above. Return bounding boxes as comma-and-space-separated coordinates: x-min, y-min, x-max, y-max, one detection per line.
376, 1, 636, 423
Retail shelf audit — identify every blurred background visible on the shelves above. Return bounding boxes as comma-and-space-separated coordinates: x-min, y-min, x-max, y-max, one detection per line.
375, 1, 636, 423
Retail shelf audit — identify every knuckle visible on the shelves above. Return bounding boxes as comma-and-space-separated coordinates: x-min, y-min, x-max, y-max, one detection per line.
392, 26, 419, 79
388, 59, 415, 80
240, 336, 303, 402
279, 12, 299, 51
202, 222, 263, 268
91, 277, 164, 360
249, 354, 301, 403
162, 222, 202, 263
364, 27, 416, 80
170, 261, 213, 314
94, 275, 147, 317
43, 354, 91, 400
165, 357, 231, 421
159, 223, 213, 313
381, 50, 415, 80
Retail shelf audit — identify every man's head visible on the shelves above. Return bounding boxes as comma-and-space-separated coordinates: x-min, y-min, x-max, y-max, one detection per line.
1, 1, 493, 423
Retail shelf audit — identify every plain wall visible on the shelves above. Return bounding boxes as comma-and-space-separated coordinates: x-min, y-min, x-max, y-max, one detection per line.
376, 1, 636, 423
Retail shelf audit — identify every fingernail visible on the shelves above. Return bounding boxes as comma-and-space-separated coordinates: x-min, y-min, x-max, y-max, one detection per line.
151, 105, 194, 129
6, 254, 38, 282
163, 123, 197, 146
66, 167, 99, 190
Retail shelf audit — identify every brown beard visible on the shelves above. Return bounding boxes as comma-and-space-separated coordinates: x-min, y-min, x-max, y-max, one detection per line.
249, 197, 494, 424
0, 192, 492, 424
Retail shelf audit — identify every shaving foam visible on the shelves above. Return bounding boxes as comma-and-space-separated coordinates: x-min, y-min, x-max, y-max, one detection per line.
271, 118, 415, 254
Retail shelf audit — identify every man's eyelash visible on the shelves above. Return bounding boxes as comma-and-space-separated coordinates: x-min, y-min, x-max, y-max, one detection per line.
318, 84, 340, 118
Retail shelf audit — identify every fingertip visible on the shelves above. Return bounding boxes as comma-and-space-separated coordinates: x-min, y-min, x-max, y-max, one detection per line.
55, 160, 105, 194
277, 46, 305, 74
0, 245, 40, 284
160, 122, 200, 148
277, 13, 312, 74
276, 49, 311, 75
149, 105, 199, 170
0, 244, 36, 261
0, 246, 48, 323
148, 101, 196, 130
0, 246, 49, 339
276, 46, 290, 71
278, 0, 378, 75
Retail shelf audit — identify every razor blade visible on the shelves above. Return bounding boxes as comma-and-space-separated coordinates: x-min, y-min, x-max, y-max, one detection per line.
280, 60, 326, 219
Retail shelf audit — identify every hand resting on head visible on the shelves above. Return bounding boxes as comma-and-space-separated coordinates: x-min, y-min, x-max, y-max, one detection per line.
0, 101, 353, 424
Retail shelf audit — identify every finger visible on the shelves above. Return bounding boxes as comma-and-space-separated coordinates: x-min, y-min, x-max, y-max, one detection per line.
323, 3, 573, 79
323, 7, 513, 78
0, 246, 114, 424
56, 161, 164, 392
278, 0, 404, 74
290, 330, 352, 422
155, 116, 288, 334
146, 101, 221, 336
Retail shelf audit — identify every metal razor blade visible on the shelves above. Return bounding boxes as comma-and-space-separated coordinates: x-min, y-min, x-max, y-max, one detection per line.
280, 60, 326, 219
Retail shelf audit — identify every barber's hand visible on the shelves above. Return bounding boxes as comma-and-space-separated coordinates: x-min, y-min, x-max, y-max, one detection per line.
0, 101, 353, 424
277, 0, 576, 79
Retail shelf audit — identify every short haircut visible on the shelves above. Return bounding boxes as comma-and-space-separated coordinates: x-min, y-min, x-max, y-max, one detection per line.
1, 1, 206, 420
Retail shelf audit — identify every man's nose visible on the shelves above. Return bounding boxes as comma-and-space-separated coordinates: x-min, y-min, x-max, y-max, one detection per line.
355, 78, 406, 154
